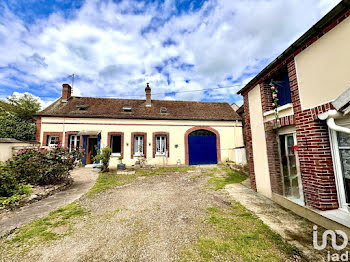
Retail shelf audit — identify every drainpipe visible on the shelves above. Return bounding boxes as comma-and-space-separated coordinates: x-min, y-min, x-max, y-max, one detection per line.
318, 109, 350, 135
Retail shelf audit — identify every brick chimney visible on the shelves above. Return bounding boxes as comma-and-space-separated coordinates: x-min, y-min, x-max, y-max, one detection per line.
62, 83, 72, 101
145, 83, 151, 107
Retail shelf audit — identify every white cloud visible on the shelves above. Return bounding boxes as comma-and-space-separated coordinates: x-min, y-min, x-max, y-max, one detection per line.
0, 0, 341, 104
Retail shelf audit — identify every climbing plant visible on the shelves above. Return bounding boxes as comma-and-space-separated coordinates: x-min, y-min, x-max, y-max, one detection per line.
269, 81, 281, 129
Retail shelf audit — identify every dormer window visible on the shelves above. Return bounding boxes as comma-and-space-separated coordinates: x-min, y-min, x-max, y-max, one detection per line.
76, 105, 89, 111
160, 107, 168, 113
122, 106, 132, 112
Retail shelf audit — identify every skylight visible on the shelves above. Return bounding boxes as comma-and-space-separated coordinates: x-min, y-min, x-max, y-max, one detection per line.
122, 106, 132, 112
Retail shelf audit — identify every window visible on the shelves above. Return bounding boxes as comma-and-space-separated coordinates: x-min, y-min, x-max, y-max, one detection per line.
76, 105, 89, 111
268, 67, 292, 107
111, 135, 122, 155
279, 133, 303, 203
68, 135, 80, 152
47, 135, 60, 147
160, 107, 168, 113
134, 135, 144, 156
156, 135, 167, 155
122, 106, 132, 112
337, 132, 350, 207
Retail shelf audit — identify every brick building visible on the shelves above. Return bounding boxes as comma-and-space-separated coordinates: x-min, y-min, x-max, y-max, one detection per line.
238, 0, 350, 230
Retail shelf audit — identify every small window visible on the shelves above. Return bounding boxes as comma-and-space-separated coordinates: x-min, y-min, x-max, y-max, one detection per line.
156, 135, 167, 155
47, 135, 60, 147
122, 106, 132, 112
111, 135, 122, 155
134, 135, 144, 156
76, 105, 89, 111
160, 107, 168, 113
68, 135, 80, 152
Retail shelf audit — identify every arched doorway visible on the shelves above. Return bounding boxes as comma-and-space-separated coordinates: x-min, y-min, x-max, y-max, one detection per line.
187, 129, 217, 165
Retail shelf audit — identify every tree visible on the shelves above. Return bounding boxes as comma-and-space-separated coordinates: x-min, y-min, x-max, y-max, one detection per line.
0, 93, 41, 141
6, 94, 41, 122
0, 115, 36, 141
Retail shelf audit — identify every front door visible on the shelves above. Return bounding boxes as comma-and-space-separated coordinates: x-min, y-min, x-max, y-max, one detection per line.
86, 137, 98, 164
279, 133, 304, 203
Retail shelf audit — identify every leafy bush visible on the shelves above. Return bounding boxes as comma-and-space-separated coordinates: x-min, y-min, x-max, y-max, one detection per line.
0, 164, 19, 197
0, 115, 36, 141
94, 147, 112, 172
0, 147, 83, 199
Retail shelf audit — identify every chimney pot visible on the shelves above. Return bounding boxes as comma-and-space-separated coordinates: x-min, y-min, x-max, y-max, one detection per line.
145, 83, 151, 107
62, 83, 72, 101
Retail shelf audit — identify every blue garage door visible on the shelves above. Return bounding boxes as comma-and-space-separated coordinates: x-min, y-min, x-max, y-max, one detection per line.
188, 129, 217, 165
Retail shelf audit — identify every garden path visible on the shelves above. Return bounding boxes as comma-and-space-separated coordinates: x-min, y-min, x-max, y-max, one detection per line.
0, 167, 97, 237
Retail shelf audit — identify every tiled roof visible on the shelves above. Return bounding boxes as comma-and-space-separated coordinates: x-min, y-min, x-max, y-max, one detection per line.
37, 97, 241, 121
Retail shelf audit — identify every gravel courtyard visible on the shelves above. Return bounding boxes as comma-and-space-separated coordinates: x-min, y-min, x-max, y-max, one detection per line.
0, 166, 302, 262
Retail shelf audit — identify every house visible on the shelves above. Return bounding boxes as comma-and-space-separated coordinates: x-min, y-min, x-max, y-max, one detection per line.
35, 83, 243, 167
238, 1, 350, 232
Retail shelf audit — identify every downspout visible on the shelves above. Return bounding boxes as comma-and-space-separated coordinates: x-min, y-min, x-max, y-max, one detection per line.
319, 109, 350, 134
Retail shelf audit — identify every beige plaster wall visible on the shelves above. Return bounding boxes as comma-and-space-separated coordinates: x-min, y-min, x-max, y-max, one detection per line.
248, 84, 272, 197
0, 142, 37, 162
40, 117, 244, 167
295, 15, 350, 110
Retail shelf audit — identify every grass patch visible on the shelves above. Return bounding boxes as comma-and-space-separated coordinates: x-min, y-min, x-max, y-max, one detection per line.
8, 202, 88, 246
207, 166, 247, 190
87, 166, 195, 197
190, 172, 214, 179
179, 202, 303, 262
136, 166, 194, 177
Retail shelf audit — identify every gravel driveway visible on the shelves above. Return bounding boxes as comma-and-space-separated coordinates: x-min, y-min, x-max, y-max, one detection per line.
1, 166, 299, 262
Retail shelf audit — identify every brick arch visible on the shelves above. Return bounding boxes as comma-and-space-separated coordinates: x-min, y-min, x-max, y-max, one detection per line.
184, 126, 221, 165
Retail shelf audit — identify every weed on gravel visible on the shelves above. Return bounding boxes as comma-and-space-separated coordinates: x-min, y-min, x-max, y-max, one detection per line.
87, 166, 195, 197
179, 201, 303, 262
207, 166, 247, 190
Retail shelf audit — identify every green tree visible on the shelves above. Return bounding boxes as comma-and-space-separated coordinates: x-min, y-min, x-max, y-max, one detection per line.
0, 115, 36, 141
6, 94, 41, 121
0, 93, 41, 141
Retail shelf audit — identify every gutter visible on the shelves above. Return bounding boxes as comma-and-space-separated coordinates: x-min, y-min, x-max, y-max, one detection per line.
318, 110, 350, 135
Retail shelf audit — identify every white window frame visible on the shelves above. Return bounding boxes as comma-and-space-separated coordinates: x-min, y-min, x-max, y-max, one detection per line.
329, 129, 350, 212
48, 135, 60, 147
155, 135, 167, 156
68, 135, 80, 152
134, 135, 144, 156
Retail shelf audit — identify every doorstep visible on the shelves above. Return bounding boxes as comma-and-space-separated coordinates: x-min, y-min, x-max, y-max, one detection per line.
318, 208, 350, 229
272, 193, 350, 239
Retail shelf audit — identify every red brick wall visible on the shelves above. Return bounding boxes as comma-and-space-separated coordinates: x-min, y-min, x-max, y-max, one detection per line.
287, 60, 338, 210
240, 9, 350, 210
242, 95, 257, 190
35, 117, 41, 142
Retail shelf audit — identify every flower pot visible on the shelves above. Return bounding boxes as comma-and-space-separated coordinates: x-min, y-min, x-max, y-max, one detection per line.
117, 163, 126, 170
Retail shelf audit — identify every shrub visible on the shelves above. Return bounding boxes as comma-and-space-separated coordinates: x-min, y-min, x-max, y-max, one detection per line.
0, 147, 83, 198
0, 164, 19, 197
94, 147, 112, 172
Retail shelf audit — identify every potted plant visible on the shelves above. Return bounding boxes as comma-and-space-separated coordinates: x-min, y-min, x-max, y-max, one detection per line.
94, 147, 111, 172
117, 156, 125, 170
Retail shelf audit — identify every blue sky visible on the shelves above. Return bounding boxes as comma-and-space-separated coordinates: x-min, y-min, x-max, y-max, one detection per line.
0, 0, 341, 108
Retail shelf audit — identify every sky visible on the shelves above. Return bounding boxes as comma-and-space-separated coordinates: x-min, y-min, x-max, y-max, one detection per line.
0, 0, 341, 108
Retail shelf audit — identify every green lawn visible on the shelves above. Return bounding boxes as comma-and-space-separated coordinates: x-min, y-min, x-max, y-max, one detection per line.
179, 202, 302, 262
